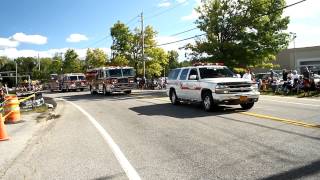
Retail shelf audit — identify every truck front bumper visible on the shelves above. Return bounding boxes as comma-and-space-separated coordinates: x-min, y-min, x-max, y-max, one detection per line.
212, 92, 260, 105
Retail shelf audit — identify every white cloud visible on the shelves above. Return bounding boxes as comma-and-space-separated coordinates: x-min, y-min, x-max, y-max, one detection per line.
11, 32, 47, 45
0, 38, 19, 49
66, 34, 89, 43
0, 47, 111, 60
181, 9, 199, 21
158, 2, 171, 7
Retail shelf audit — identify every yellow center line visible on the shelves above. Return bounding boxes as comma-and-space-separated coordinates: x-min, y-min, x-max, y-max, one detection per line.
240, 112, 320, 129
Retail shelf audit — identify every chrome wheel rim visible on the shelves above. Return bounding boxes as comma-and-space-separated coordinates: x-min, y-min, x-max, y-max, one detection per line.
204, 96, 211, 110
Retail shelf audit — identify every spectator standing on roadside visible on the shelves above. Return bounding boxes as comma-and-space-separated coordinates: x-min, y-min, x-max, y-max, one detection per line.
242, 69, 252, 81
270, 69, 274, 83
282, 69, 288, 81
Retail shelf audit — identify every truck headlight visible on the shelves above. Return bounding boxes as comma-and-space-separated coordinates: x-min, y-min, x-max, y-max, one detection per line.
251, 83, 259, 91
215, 85, 229, 89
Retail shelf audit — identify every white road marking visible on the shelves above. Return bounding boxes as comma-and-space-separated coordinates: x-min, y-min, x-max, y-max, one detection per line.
262, 99, 320, 107
66, 100, 141, 180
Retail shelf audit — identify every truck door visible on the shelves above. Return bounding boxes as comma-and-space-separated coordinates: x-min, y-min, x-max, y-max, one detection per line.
177, 68, 190, 99
185, 68, 201, 101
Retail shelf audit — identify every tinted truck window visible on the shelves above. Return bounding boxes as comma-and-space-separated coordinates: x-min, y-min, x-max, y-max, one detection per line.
168, 69, 181, 80
179, 69, 189, 80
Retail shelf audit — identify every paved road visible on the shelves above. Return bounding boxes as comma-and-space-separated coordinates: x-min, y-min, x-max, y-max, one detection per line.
2, 90, 320, 180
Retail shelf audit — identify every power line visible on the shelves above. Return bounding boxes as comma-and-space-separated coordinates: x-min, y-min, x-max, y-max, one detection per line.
156, 34, 206, 47
169, 27, 198, 37
125, 15, 140, 26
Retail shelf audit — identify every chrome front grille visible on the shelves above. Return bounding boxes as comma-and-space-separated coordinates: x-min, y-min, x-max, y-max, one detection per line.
216, 82, 252, 94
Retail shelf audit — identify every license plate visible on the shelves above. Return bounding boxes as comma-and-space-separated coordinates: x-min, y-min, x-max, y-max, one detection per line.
240, 96, 248, 102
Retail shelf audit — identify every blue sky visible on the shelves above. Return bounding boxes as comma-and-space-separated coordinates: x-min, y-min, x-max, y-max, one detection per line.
0, 0, 319, 59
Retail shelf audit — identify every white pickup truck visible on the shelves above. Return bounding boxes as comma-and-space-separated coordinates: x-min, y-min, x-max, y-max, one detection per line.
166, 64, 260, 111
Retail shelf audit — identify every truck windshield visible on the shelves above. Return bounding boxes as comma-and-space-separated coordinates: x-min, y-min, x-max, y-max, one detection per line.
108, 69, 122, 77
78, 76, 85, 80
70, 76, 78, 81
199, 67, 235, 79
122, 69, 135, 76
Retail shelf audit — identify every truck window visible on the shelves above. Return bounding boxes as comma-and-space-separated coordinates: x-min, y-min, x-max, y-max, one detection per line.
70, 76, 78, 81
199, 67, 235, 79
188, 68, 198, 80
179, 69, 189, 80
122, 69, 135, 76
78, 76, 85, 80
168, 69, 181, 80
108, 69, 122, 77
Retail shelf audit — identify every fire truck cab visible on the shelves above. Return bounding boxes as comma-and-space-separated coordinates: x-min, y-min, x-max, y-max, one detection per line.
87, 66, 136, 95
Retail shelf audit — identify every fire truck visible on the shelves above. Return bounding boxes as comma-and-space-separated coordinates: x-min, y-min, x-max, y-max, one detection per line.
48, 73, 87, 92
86, 66, 136, 95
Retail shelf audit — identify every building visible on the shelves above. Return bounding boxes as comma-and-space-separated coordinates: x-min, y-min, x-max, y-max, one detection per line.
275, 46, 320, 74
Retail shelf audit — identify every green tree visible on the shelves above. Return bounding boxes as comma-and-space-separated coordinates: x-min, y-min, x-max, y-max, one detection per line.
32, 58, 52, 80
111, 54, 129, 66
145, 47, 168, 77
180, 60, 192, 67
50, 53, 63, 74
63, 49, 82, 73
187, 0, 290, 68
167, 50, 179, 70
15, 57, 37, 76
0, 56, 9, 69
110, 21, 133, 57
85, 48, 108, 69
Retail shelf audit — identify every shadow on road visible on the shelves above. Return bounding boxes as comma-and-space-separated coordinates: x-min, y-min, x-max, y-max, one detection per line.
261, 159, 320, 180
129, 102, 242, 119
48, 92, 165, 102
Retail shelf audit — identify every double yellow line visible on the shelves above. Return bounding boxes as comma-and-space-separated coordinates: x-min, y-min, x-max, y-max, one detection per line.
240, 112, 320, 129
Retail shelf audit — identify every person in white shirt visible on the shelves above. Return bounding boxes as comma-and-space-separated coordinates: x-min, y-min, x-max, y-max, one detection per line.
242, 69, 252, 80
292, 70, 299, 80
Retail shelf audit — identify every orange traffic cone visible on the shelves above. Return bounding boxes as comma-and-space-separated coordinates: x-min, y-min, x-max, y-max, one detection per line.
0, 114, 9, 141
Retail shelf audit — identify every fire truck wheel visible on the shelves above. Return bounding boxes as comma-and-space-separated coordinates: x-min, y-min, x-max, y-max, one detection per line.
103, 87, 110, 96
124, 90, 131, 94
90, 87, 96, 95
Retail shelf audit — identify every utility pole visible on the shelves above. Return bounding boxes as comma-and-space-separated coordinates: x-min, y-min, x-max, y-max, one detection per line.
290, 32, 297, 69
38, 53, 40, 71
15, 61, 18, 87
141, 11, 145, 79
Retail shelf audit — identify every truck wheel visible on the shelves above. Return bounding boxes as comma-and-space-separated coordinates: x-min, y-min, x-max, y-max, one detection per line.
170, 89, 180, 105
124, 90, 131, 94
90, 86, 96, 95
202, 92, 214, 112
240, 102, 254, 110
103, 87, 110, 96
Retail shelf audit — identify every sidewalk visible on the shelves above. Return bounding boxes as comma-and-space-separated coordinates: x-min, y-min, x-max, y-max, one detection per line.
0, 103, 58, 177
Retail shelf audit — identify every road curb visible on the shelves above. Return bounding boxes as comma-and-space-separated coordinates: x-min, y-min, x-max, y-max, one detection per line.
0, 98, 64, 178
